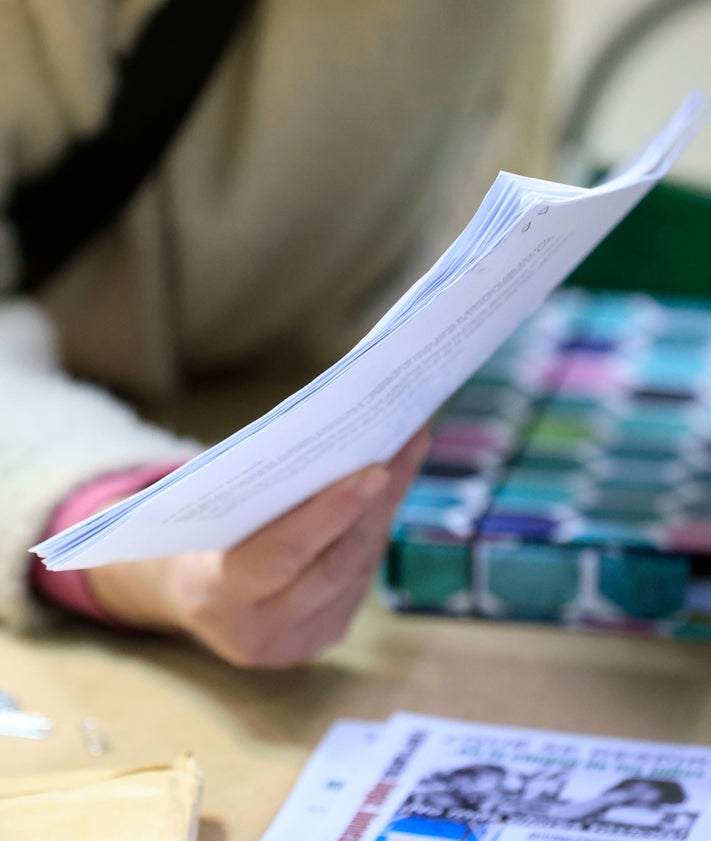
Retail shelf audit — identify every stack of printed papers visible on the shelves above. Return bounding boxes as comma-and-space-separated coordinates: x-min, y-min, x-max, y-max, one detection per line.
261, 712, 711, 840
33, 95, 708, 571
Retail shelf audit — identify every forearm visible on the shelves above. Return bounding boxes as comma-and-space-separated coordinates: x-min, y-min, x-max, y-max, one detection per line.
31, 461, 185, 629
546, 797, 612, 820
0, 300, 199, 631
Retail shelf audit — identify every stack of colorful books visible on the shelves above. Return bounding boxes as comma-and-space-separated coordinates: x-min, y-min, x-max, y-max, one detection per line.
387, 289, 711, 639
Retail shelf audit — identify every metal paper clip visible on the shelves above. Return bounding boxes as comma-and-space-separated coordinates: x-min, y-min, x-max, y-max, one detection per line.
79, 717, 110, 757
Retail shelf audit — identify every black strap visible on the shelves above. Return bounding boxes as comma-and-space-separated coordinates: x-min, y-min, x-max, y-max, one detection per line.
8, 0, 253, 293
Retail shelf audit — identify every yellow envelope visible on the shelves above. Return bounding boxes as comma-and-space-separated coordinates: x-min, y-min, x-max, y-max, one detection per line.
0, 754, 202, 840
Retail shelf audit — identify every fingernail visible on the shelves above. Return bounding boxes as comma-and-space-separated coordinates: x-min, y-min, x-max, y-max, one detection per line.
353, 466, 390, 500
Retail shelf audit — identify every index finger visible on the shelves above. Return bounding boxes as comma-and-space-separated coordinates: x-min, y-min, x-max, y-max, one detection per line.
223, 463, 390, 600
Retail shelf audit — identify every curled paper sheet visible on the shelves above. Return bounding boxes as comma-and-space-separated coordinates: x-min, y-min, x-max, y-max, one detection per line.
32, 93, 709, 572
0, 754, 203, 841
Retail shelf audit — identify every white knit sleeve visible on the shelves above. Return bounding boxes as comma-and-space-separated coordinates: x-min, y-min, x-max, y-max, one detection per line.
0, 299, 200, 630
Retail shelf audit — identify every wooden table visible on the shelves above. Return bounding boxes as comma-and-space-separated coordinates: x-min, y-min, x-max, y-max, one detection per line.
2, 596, 711, 839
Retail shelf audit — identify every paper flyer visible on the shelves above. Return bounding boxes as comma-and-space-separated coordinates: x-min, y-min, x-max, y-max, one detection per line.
347, 714, 711, 841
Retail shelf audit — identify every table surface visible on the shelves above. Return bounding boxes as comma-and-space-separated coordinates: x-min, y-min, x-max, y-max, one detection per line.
3, 595, 711, 839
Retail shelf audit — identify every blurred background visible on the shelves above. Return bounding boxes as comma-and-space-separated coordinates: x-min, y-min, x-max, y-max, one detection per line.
145, 0, 711, 440
553, 0, 711, 184
385, 0, 711, 639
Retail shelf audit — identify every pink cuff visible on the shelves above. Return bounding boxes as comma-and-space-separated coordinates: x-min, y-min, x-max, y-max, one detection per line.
31, 463, 183, 629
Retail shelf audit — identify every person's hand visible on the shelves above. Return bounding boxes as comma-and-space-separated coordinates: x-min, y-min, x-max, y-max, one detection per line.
87, 428, 431, 668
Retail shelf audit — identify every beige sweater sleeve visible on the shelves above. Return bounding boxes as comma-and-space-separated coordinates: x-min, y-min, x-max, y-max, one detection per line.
0, 1, 198, 631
